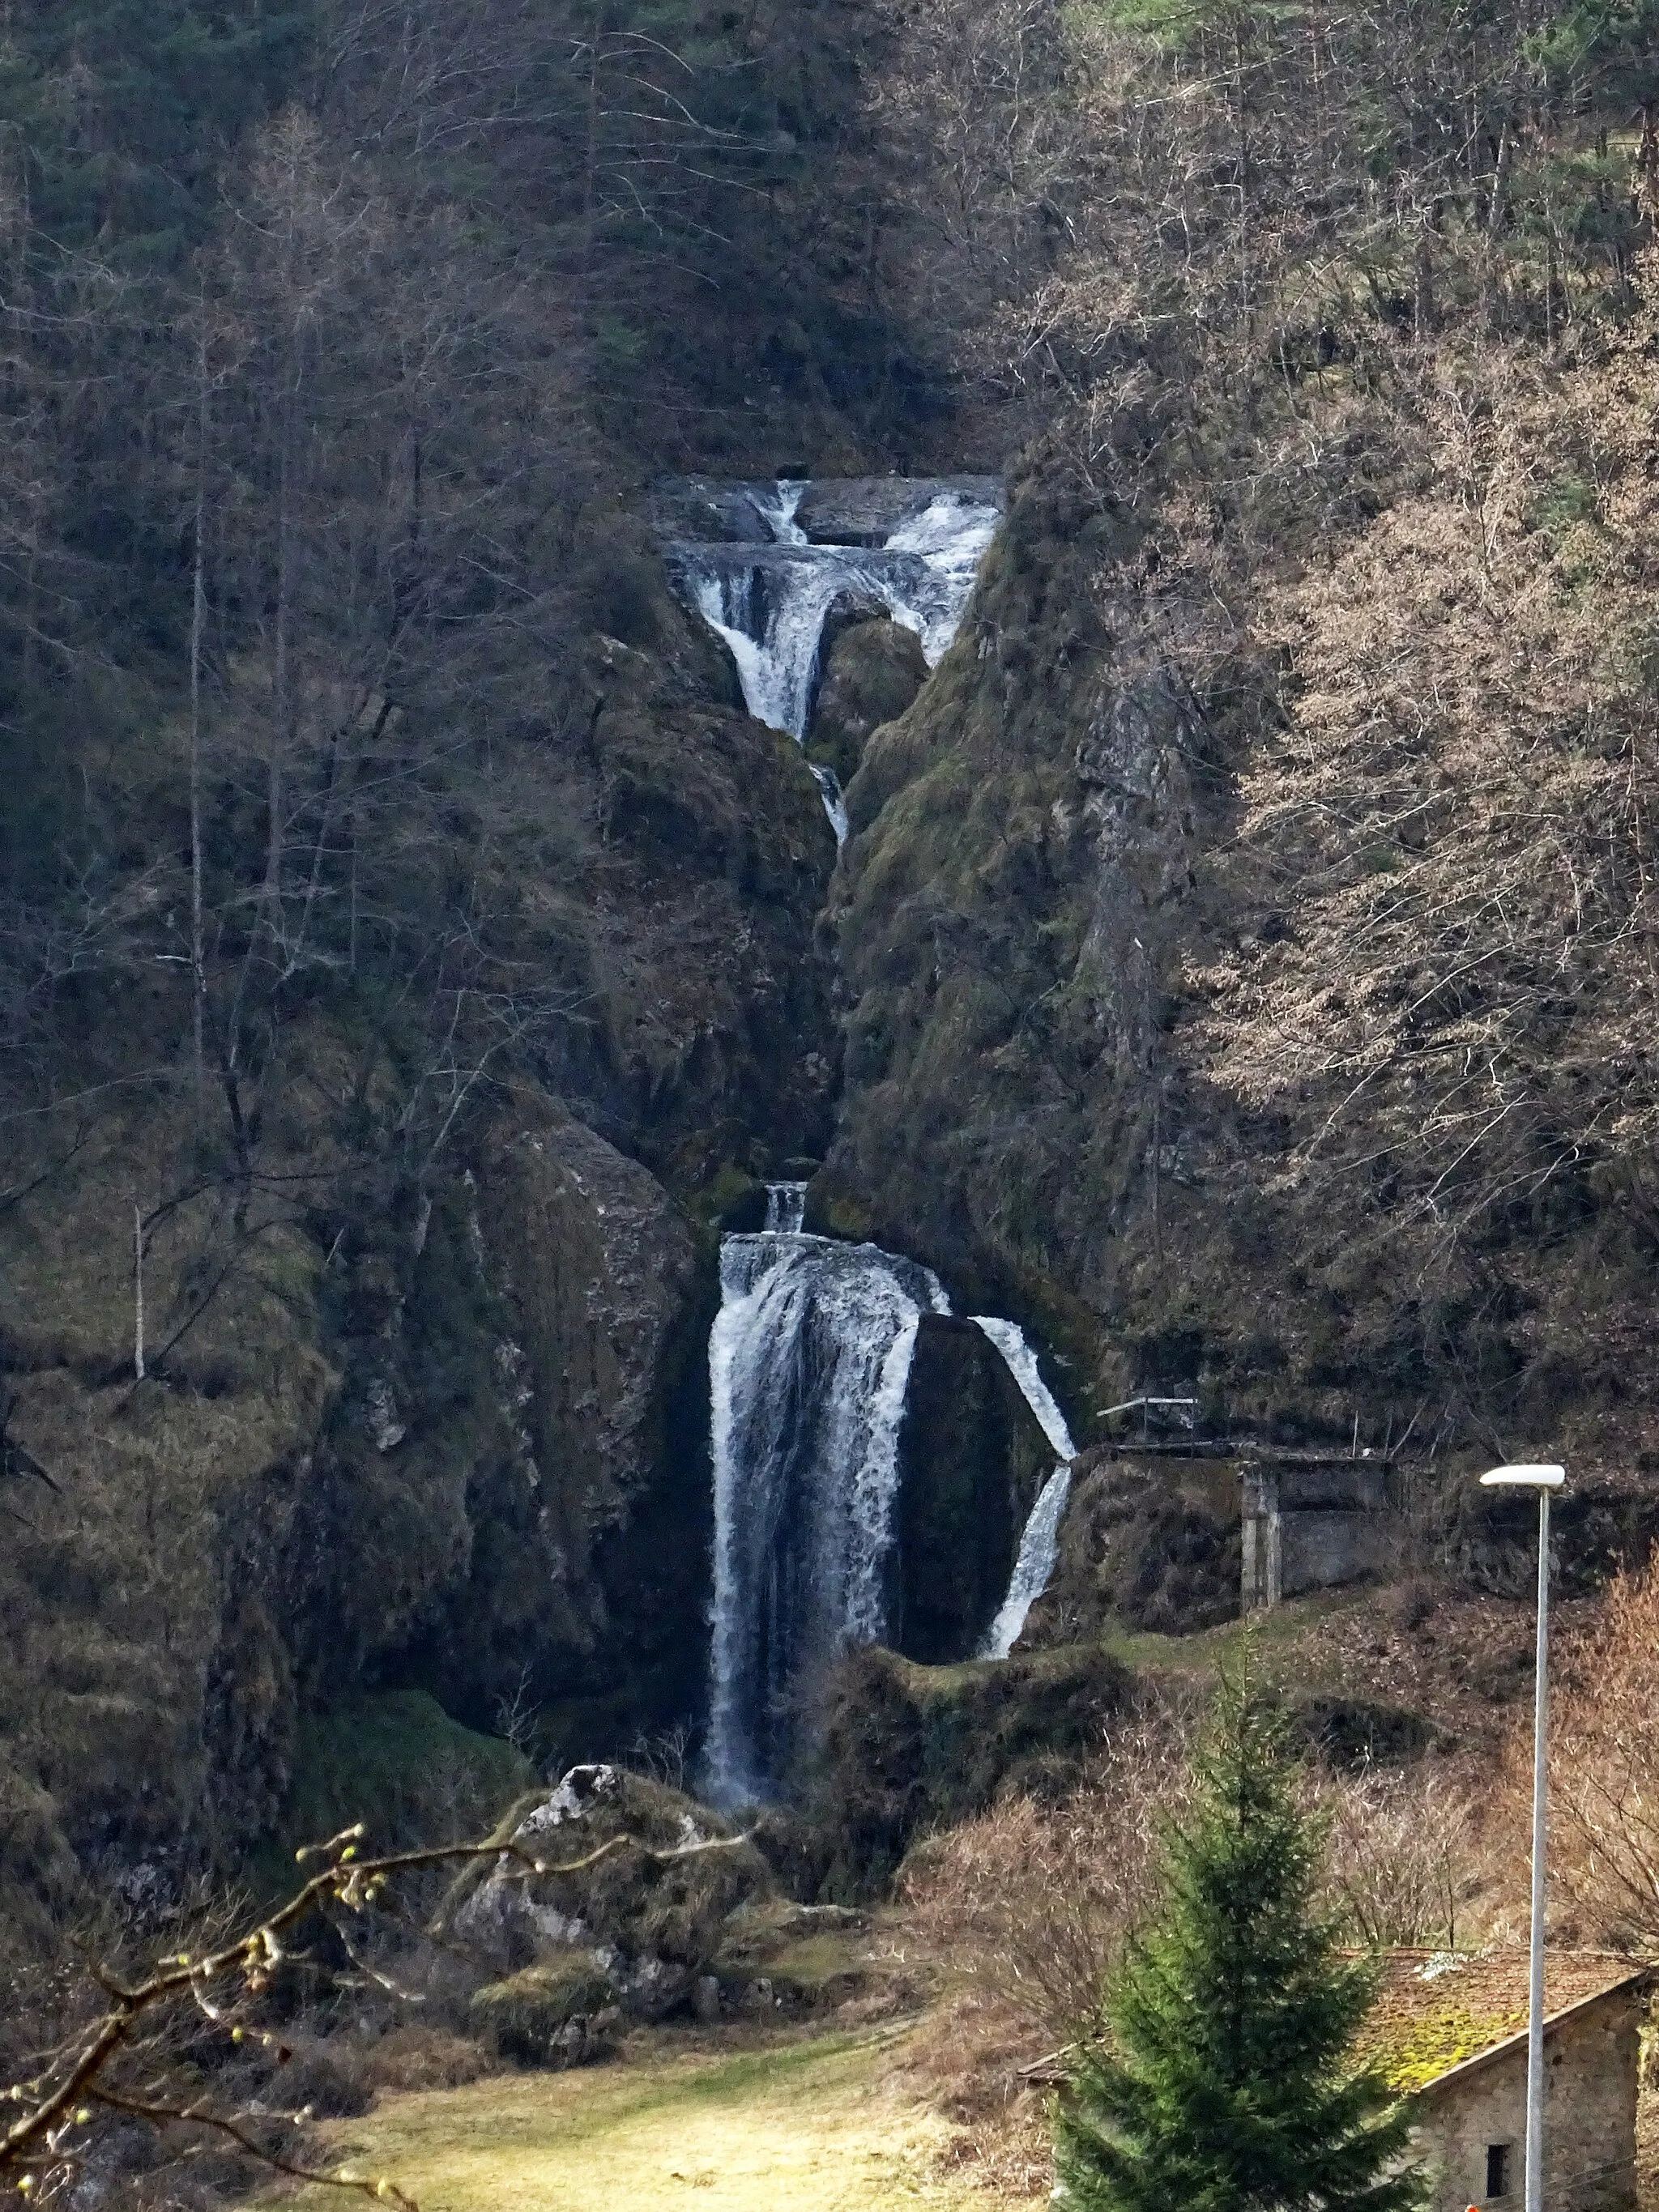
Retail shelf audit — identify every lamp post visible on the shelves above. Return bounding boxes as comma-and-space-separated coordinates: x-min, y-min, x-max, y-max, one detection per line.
1478, 1462, 1565, 2212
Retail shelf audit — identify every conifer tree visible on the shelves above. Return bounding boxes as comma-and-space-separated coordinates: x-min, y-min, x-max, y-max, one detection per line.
1054, 1663, 1422, 2212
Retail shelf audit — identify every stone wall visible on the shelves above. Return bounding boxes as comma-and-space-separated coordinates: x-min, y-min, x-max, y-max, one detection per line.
1410, 1988, 1640, 2212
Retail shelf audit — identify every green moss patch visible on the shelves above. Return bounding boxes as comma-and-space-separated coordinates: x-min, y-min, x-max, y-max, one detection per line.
471, 1959, 621, 2062
281, 1690, 534, 1858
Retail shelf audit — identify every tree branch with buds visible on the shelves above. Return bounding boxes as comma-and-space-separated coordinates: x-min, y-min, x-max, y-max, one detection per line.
2, 1818, 748, 2206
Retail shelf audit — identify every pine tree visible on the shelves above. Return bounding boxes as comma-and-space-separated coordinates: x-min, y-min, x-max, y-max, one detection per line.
1054, 1663, 1422, 2212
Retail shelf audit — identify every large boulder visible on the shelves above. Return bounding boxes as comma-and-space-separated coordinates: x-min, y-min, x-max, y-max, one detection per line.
435, 1764, 771, 2023
807, 618, 929, 787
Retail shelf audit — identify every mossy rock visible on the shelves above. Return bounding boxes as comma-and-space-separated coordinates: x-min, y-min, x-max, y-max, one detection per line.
807, 1643, 1134, 1898
471, 1958, 621, 2064
434, 1764, 773, 2015
281, 1690, 535, 1858
806, 618, 929, 786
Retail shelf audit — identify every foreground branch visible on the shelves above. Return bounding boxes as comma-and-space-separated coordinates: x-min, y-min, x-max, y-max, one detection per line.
2, 1817, 748, 2203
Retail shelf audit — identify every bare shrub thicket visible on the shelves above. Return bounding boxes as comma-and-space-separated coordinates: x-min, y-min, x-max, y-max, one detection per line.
892, 1716, 1189, 2195
1316, 1763, 1492, 1953
1192, 264, 1659, 1300
1543, 1555, 1659, 1954
901, 1715, 1189, 2046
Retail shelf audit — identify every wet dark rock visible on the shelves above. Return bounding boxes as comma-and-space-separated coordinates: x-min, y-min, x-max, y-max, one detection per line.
807, 618, 929, 786
650, 478, 786, 543
795, 476, 1004, 547
893, 1315, 1053, 1663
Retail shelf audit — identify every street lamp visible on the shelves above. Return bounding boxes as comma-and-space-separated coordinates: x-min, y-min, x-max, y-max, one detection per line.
1479, 1463, 1565, 2212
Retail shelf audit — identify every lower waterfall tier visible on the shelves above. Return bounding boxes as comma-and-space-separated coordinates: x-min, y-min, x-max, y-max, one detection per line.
704, 1225, 1065, 1805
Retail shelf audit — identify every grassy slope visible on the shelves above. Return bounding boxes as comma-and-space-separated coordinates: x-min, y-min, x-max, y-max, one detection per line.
271, 2025, 1024, 2212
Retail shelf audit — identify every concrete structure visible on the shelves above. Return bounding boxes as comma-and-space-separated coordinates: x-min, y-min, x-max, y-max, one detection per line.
1241, 1460, 1392, 1610
1367, 1951, 1651, 2212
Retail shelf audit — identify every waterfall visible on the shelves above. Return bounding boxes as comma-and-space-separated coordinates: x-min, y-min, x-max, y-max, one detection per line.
704, 1217, 949, 1806
970, 1316, 1078, 1660
970, 1317, 1077, 1462
977, 1467, 1073, 1662
811, 765, 850, 849
663, 476, 1001, 837
763, 1180, 808, 1234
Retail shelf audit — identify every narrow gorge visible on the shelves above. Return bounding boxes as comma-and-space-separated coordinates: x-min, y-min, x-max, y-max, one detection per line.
662, 474, 1083, 1805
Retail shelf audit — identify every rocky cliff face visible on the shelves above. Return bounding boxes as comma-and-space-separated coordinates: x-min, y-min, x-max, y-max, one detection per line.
823, 464, 1222, 1421
0, 576, 838, 1944
893, 1315, 1051, 1663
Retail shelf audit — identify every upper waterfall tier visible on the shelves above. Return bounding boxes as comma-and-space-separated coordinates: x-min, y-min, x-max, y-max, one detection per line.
658, 475, 1002, 747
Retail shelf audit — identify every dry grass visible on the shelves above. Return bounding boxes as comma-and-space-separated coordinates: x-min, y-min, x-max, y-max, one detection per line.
267, 2022, 1029, 2212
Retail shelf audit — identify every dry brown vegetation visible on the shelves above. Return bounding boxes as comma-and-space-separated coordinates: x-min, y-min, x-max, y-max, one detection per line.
1545, 1552, 1659, 1954
0, 1809, 752, 2206
886, 1671, 1529, 2196
1200, 278, 1659, 1277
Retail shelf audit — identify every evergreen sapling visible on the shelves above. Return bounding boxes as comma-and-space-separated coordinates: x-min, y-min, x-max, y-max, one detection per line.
1055, 1664, 1422, 2212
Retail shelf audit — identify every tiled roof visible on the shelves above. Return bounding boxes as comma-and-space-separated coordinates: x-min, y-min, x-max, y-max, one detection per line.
1355, 1948, 1648, 2095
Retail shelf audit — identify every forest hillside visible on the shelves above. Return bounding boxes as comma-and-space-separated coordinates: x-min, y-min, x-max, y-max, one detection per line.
6, 7, 1659, 2201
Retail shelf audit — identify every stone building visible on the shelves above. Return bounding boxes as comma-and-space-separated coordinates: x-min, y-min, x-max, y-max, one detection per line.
1363, 1950, 1652, 2212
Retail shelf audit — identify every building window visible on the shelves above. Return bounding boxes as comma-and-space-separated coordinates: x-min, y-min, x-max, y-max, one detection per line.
1486, 2144, 1512, 2200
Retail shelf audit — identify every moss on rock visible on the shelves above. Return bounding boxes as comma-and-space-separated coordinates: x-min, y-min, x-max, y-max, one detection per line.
806, 617, 929, 787
470, 1958, 622, 2064
807, 1643, 1135, 1896
435, 1764, 773, 2018
282, 1691, 535, 1857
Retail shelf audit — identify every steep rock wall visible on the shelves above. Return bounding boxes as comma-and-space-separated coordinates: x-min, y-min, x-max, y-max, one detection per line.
0, 582, 838, 1941
893, 1315, 1052, 1662
823, 463, 1222, 1421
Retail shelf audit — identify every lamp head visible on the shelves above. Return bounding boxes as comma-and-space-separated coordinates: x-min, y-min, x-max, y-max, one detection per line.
1479, 1464, 1565, 1490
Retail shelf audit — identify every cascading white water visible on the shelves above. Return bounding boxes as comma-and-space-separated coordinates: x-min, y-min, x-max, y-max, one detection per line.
811, 765, 850, 848
764, 1180, 808, 1234
970, 1315, 1079, 1660
978, 1466, 1073, 1662
667, 478, 1001, 839
704, 1213, 950, 1806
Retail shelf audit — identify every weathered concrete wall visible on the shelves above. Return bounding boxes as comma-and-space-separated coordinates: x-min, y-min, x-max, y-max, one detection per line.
1242, 1462, 1392, 1610
1410, 1992, 1640, 2212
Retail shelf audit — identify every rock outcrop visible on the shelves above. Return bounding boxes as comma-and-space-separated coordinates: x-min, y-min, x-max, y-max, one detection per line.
795, 477, 1003, 546
893, 1315, 1053, 1663
806, 618, 929, 787
438, 1764, 770, 2034
0, 565, 840, 1954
